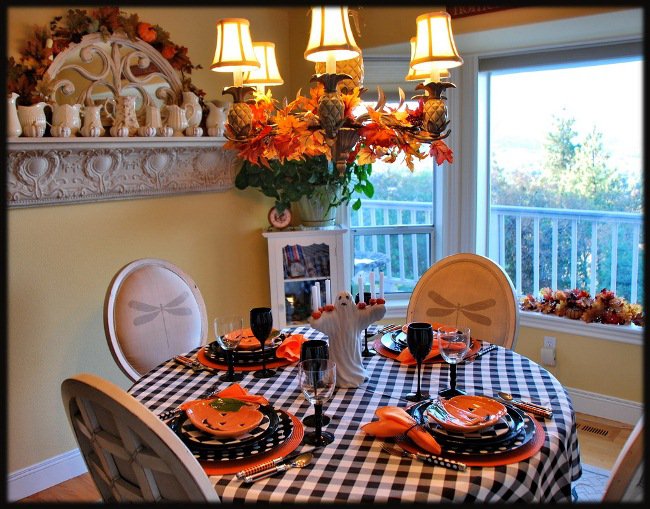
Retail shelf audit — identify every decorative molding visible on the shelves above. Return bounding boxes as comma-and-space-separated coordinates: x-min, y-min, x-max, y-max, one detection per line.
566, 387, 643, 425
6, 137, 240, 208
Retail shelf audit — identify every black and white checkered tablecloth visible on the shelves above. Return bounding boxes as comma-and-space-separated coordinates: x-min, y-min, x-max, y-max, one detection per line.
128, 326, 582, 503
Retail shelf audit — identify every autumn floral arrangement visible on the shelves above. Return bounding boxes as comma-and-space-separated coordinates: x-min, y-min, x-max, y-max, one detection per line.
227, 86, 453, 213
7, 7, 205, 106
520, 287, 644, 326
226, 88, 454, 170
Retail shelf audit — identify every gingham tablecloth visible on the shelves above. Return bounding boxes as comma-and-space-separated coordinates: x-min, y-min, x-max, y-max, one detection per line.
128, 326, 582, 503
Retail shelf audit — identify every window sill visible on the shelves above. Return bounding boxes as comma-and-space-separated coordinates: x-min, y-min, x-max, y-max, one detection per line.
384, 299, 643, 346
519, 311, 643, 346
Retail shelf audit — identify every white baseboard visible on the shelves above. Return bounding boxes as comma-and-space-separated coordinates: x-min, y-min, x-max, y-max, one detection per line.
7, 388, 643, 500
7, 449, 88, 502
567, 386, 643, 425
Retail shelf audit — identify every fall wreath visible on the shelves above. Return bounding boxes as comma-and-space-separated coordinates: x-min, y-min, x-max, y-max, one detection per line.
7, 6, 205, 106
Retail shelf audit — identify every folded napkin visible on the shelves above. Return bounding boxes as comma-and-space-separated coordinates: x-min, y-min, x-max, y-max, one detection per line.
180, 383, 268, 410
361, 406, 442, 455
275, 333, 307, 362
396, 344, 445, 365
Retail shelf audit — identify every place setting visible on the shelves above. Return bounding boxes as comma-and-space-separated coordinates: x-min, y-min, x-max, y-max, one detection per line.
195, 308, 308, 378
362, 324, 546, 468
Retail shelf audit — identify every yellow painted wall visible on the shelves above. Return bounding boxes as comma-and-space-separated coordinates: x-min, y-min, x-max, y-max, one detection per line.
6, 5, 642, 478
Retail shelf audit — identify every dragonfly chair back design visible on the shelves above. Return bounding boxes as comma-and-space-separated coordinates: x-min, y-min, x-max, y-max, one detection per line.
104, 258, 208, 381
602, 415, 644, 502
61, 373, 219, 502
407, 253, 520, 349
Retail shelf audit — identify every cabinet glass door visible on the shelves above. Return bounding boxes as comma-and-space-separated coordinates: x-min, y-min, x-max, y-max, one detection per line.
282, 242, 330, 324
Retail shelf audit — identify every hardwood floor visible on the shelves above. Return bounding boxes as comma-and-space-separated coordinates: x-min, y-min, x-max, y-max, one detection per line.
17, 413, 634, 503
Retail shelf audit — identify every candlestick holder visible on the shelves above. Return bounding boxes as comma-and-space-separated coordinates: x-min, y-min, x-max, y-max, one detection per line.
355, 291, 376, 357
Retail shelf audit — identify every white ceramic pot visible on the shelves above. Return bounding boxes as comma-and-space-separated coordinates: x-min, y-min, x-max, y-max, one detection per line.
17, 102, 48, 138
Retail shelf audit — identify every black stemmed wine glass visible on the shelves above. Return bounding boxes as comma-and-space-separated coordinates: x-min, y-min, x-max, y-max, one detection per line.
250, 307, 275, 378
300, 340, 331, 427
405, 322, 434, 402
355, 291, 376, 357
299, 359, 336, 446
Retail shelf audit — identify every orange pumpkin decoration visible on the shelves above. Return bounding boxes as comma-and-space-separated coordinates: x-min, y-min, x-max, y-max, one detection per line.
185, 399, 264, 438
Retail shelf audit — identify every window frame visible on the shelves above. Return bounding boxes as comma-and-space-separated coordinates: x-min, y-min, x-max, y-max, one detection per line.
448, 8, 643, 343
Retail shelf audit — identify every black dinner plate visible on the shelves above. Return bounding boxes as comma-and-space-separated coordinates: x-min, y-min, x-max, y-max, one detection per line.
380, 332, 406, 353
183, 409, 294, 463
205, 335, 283, 365
175, 404, 279, 453
409, 399, 525, 446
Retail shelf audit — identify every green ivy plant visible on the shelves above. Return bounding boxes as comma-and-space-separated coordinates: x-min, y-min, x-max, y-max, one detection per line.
234, 155, 374, 214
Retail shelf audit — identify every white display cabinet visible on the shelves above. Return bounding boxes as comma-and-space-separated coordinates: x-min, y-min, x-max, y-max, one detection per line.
262, 227, 350, 327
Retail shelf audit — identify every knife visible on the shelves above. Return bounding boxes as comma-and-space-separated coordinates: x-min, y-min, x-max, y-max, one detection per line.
235, 447, 321, 479
174, 355, 220, 375
382, 443, 467, 472
464, 344, 498, 363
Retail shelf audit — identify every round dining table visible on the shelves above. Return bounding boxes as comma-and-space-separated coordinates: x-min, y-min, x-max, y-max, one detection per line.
128, 325, 582, 503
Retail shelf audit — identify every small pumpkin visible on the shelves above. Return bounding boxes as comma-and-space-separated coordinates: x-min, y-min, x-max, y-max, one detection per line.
51, 125, 72, 138
158, 126, 174, 137
110, 124, 130, 137
185, 126, 203, 137
137, 125, 157, 137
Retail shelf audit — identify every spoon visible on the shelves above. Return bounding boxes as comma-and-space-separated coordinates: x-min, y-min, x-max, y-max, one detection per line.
243, 452, 313, 483
497, 391, 553, 417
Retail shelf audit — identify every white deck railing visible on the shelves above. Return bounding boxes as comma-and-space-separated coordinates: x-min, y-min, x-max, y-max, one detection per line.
351, 201, 643, 303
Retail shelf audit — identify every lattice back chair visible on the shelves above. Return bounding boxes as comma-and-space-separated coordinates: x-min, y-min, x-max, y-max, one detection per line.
407, 253, 520, 349
104, 258, 208, 381
602, 416, 644, 502
61, 373, 219, 502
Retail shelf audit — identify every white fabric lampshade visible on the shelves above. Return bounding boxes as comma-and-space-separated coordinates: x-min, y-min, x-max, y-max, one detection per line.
210, 18, 259, 73
304, 6, 361, 63
242, 42, 284, 86
411, 11, 463, 72
406, 37, 450, 81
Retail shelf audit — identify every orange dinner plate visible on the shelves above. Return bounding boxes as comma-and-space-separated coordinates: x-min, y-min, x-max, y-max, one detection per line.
427, 395, 507, 433
184, 399, 264, 438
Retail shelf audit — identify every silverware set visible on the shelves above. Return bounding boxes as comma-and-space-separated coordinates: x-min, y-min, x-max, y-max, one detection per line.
236, 447, 321, 483
381, 442, 467, 471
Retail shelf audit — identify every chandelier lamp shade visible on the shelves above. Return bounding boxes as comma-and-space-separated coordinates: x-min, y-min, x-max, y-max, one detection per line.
214, 7, 462, 172
242, 42, 284, 92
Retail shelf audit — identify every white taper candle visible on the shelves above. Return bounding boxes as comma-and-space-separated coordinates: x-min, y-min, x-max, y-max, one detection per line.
315, 281, 321, 308
369, 271, 375, 300
325, 279, 331, 305
379, 271, 385, 299
357, 275, 364, 300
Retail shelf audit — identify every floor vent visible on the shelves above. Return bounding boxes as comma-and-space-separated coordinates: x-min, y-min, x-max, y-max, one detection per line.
576, 419, 621, 441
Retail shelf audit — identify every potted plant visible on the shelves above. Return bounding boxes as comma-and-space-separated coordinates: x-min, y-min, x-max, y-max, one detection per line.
234, 155, 374, 227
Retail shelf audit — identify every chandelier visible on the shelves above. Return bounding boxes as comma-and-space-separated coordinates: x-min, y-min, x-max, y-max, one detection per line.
210, 7, 463, 173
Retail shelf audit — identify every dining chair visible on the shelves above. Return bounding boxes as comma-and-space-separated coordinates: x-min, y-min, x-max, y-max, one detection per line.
61, 373, 219, 502
602, 416, 644, 502
406, 253, 520, 349
104, 258, 208, 381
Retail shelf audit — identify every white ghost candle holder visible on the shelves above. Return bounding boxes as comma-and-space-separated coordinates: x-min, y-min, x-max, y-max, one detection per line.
309, 290, 386, 388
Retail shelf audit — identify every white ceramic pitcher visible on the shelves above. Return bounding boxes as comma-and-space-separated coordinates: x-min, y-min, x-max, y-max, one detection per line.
7, 92, 22, 137
162, 104, 188, 136
206, 102, 227, 137
104, 95, 139, 136
181, 91, 202, 128
80, 105, 105, 137
51, 103, 82, 136
17, 102, 48, 137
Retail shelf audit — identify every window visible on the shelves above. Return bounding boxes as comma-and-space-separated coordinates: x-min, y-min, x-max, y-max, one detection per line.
480, 43, 643, 305
346, 55, 437, 307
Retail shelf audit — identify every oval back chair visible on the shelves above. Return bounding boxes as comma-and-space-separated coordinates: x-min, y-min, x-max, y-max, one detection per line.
602, 416, 644, 502
406, 253, 519, 349
104, 258, 208, 381
61, 373, 219, 502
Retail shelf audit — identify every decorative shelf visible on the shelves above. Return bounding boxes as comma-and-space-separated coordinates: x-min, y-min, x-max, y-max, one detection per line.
6, 136, 240, 208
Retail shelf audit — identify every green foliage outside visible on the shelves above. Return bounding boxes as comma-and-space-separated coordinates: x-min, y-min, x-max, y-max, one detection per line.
491, 114, 643, 303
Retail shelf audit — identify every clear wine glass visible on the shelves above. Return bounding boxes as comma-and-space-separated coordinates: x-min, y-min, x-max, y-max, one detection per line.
250, 307, 275, 378
438, 326, 471, 398
299, 359, 336, 446
405, 322, 434, 402
213, 315, 245, 382
300, 340, 330, 427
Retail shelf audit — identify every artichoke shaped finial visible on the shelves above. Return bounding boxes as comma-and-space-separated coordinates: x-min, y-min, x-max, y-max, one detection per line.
415, 81, 456, 99
310, 72, 353, 94
223, 85, 257, 103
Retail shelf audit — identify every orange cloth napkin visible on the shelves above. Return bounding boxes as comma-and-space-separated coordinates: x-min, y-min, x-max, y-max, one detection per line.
361, 406, 442, 455
180, 383, 268, 410
275, 333, 307, 362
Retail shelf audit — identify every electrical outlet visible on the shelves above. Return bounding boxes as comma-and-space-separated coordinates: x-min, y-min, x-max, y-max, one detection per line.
543, 336, 556, 349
